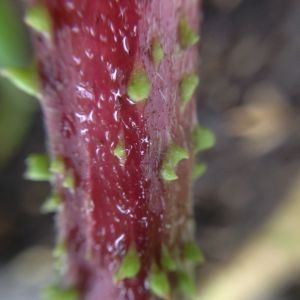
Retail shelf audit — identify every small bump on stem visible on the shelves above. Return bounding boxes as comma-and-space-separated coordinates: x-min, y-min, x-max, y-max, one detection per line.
50, 155, 65, 174
183, 241, 205, 264
180, 73, 199, 106
192, 126, 216, 153
113, 140, 126, 161
53, 240, 67, 273
148, 264, 171, 300
114, 245, 141, 282
24, 153, 50, 181
178, 16, 199, 49
41, 192, 62, 214
192, 163, 207, 180
161, 144, 189, 181
151, 38, 164, 69
176, 270, 197, 297
127, 65, 151, 102
161, 245, 177, 271
63, 169, 75, 190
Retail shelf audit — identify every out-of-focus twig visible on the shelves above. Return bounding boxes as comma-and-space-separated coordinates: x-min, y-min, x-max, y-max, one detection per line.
197, 174, 300, 300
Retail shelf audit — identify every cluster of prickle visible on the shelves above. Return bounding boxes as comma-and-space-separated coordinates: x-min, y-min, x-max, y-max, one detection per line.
114, 241, 204, 300
110, 12, 213, 300
113, 14, 214, 186
0, 2, 216, 300
24, 152, 78, 299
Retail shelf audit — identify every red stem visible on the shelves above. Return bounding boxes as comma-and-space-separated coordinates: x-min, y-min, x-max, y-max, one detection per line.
30, 1, 200, 299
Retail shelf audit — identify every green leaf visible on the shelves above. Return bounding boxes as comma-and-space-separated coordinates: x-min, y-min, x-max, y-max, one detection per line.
41, 193, 62, 214
178, 17, 199, 49
127, 66, 151, 102
180, 73, 199, 105
148, 265, 170, 299
176, 270, 197, 297
151, 38, 164, 69
1, 65, 41, 98
192, 126, 216, 152
183, 241, 205, 264
161, 245, 177, 271
0, 79, 37, 170
161, 144, 189, 181
24, 153, 50, 181
0, 0, 31, 66
114, 246, 141, 281
42, 285, 79, 300
25, 3, 52, 37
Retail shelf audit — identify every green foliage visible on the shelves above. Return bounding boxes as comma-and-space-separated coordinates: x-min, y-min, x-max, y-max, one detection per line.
0, 1, 37, 169
1, 65, 40, 98
0, 0, 30, 67
0, 80, 36, 169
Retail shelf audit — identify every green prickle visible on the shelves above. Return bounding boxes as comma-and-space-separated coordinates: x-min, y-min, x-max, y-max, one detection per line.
24, 153, 50, 181
127, 66, 151, 102
63, 169, 75, 190
53, 240, 67, 272
113, 140, 126, 160
114, 246, 141, 282
148, 264, 170, 299
151, 38, 164, 69
176, 270, 197, 297
192, 126, 216, 153
180, 73, 199, 105
192, 162, 207, 180
161, 245, 177, 271
41, 193, 62, 214
178, 16, 199, 49
161, 144, 189, 181
183, 241, 205, 264
50, 155, 65, 174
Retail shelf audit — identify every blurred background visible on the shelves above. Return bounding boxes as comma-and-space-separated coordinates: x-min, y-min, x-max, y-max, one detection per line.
0, 0, 299, 299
